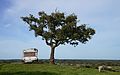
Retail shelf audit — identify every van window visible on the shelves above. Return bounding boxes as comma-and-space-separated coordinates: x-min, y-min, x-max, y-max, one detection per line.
24, 52, 35, 57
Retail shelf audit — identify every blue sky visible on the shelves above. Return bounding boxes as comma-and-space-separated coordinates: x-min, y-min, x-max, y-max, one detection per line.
0, 0, 120, 60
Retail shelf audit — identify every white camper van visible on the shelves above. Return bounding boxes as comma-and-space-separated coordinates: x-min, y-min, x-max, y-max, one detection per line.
23, 48, 38, 63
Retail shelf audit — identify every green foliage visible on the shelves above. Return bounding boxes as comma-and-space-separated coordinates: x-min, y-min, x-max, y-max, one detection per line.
21, 10, 96, 64
21, 11, 95, 47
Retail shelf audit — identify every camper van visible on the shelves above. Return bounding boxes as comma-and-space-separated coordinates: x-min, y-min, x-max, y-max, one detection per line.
23, 48, 38, 63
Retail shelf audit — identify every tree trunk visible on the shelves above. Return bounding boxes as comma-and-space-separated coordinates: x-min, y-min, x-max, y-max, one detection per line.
50, 47, 55, 64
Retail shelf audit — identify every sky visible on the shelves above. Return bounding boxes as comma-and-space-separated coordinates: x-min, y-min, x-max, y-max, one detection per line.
0, 0, 120, 60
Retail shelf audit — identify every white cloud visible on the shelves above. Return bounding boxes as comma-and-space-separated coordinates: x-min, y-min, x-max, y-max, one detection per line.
3, 0, 113, 28
4, 24, 11, 28
4, 0, 113, 17
0, 38, 50, 59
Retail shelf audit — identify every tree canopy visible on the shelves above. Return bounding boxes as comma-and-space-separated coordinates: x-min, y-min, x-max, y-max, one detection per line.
21, 11, 95, 64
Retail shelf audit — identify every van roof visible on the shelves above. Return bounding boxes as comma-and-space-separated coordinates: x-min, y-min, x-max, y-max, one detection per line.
23, 48, 38, 52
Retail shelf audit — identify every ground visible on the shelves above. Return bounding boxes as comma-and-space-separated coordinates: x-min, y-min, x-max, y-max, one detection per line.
0, 63, 120, 75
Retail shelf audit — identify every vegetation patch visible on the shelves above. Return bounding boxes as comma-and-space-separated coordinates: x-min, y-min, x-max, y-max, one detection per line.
0, 64, 119, 75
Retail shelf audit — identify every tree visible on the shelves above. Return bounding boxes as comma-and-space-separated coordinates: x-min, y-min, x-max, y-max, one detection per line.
21, 11, 95, 64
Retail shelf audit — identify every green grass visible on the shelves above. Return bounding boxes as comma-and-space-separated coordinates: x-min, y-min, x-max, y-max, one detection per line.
0, 64, 119, 75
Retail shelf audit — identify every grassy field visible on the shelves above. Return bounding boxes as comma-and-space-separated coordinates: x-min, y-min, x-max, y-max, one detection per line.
0, 63, 120, 75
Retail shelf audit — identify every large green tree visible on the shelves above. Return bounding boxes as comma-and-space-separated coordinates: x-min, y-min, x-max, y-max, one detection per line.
21, 11, 95, 64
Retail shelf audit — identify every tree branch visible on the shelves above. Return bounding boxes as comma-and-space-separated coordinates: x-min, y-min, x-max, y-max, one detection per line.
45, 39, 51, 46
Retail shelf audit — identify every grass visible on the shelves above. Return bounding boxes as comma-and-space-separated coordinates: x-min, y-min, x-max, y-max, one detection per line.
0, 63, 120, 75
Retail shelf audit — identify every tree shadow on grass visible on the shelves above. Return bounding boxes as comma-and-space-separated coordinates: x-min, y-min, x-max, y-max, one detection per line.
0, 71, 58, 75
